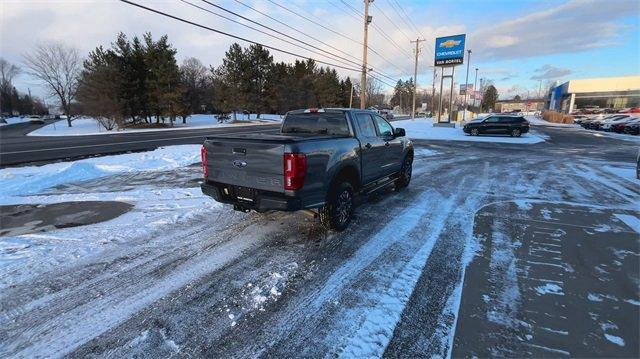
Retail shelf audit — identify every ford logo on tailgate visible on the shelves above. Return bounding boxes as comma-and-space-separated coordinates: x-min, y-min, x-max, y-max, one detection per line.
232, 160, 247, 168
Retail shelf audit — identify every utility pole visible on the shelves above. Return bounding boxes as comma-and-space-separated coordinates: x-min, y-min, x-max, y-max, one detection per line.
462, 49, 472, 121
410, 38, 425, 119
472, 68, 478, 108
360, 0, 372, 109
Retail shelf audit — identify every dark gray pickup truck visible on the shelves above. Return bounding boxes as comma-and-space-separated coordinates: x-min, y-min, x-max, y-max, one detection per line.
200, 108, 413, 231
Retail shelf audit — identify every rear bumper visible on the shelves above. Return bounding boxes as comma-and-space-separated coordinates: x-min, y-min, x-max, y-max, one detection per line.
201, 181, 303, 212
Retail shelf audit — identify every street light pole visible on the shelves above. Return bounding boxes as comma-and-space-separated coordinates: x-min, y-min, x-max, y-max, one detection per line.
462, 49, 472, 121
360, 0, 372, 109
472, 68, 479, 108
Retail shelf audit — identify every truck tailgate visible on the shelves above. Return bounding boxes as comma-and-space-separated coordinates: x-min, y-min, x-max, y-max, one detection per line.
204, 138, 285, 193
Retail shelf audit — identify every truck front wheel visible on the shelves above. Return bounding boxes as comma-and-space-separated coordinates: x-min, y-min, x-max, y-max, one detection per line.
319, 181, 354, 231
394, 155, 413, 190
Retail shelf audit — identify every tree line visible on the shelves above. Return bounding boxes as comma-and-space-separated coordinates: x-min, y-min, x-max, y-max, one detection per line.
0, 58, 49, 117
4, 32, 394, 128
9, 32, 508, 128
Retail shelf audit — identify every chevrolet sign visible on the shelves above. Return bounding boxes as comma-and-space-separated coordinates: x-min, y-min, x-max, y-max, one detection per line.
434, 34, 466, 66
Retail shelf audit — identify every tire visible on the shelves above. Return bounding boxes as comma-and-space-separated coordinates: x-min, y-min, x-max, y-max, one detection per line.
395, 155, 413, 190
471, 128, 479, 136
319, 181, 354, 231
511, 128, 521, 137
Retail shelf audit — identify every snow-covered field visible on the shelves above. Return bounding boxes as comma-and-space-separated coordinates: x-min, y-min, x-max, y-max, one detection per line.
395, 117, 546, 144
28, 113, 282, 136
0, 145, 221, 290
0, 145, 201, 203
0, 116, 36, 126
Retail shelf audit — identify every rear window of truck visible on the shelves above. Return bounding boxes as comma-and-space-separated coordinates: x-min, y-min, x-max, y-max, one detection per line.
281, 113, 350, 136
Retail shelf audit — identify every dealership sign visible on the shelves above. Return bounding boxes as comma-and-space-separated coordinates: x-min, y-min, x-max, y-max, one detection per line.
434, 34, 466, 66
460, 83, 474, 95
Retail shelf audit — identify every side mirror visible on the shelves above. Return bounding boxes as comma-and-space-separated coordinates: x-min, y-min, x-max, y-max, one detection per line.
394, 127, 406, 137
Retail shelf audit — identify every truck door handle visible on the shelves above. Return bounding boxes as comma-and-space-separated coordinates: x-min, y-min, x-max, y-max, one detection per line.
365, 143, 372, 149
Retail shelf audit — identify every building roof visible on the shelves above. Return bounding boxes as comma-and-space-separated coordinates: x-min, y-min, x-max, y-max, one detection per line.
557, 75, 640, 94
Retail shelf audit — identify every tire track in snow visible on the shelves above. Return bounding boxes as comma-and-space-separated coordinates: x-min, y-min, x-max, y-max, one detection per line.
0, 217, 285, 357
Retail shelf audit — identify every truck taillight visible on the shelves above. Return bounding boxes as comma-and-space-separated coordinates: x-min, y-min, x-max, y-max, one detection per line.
284, 153, 307, 190
201, 145, 208, 177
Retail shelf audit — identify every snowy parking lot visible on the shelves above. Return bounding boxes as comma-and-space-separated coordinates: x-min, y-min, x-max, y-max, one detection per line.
0, 125, 638, 357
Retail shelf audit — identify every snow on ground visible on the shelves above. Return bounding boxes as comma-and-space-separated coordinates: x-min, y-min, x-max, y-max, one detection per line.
28, 113, 282, 136
394, 117, 545, 144
525, 115, 579, 127
603, 165, 637, 183
1, 116, 36, 126
0, 145, 201, 204
0, 144, 216, 288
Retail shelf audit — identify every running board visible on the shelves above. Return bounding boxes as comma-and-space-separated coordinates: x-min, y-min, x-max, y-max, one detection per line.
362, 177, 396, 195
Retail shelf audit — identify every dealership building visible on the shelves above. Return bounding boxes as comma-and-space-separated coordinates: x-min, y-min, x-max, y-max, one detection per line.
495, 99, 545, 113
548, 75, 640, 113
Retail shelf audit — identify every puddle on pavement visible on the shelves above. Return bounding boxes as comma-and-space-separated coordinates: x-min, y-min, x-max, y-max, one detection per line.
0, 201, 134, 236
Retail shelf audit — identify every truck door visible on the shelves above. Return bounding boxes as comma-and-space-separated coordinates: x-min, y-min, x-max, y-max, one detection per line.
354, 113, 384, 184
373, 115, 403, 176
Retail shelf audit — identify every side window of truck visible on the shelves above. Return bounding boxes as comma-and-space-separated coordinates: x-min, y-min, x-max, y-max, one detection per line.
373, 115, 394, 137
355, 113, 377, 137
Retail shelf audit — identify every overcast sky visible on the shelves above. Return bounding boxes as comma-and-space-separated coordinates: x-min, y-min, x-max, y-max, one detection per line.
2, 0, 639, 101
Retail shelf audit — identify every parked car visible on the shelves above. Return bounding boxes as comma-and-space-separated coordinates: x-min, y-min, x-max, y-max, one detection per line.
200, 108, 413, 231
611, 118, 640, 133
28, 115, 44, 124
620, 107, 640, 114
601, 115, 636, 131
379, 109, 394, 120
623, 119, 640, 135
463, 114, 530, 137
593, 114, 630, 130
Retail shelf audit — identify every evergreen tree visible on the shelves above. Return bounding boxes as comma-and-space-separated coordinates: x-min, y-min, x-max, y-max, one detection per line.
482, 85, 499, 111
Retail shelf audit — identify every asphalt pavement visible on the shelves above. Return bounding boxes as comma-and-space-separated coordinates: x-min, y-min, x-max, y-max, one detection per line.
0, 124, 638, 357
0, 122, 281, 166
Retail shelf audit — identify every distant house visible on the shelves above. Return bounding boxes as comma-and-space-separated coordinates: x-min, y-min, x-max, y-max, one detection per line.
495, 99, 545, 113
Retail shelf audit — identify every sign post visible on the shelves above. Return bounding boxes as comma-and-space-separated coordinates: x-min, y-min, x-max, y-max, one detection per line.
434, 34, 466, 124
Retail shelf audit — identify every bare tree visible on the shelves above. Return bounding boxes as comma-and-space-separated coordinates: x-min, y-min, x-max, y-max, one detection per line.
23, 43, 81, 126
0, 57, 21, 93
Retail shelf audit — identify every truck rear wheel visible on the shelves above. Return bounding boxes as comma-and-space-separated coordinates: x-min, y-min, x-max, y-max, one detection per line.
319, 181, 354, 231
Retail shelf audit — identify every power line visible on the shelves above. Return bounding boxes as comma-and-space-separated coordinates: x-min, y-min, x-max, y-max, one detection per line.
371, 1, 413, 43
384, 0, 434, 63
186, 0, 361, 69
258, 0, 410, 78
338, 0, 413, 60
118, 0, 360, 71
388, 0, 423, 37
234, 0, 404, 80
333, 0, 413, 75
264, 0, 361, 45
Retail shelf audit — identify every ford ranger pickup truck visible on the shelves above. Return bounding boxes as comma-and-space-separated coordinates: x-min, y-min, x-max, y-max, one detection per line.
200, 108, 413, 231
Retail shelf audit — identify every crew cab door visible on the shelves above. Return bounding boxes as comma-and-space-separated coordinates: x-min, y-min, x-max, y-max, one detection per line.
372, 114, 403, 176
354, 112, 384, 183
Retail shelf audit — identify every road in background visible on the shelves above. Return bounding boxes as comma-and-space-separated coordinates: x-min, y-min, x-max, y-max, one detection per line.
0, 116, 411, 167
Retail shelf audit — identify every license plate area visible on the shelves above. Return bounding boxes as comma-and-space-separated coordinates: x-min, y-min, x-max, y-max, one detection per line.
234, 186, 256, 203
